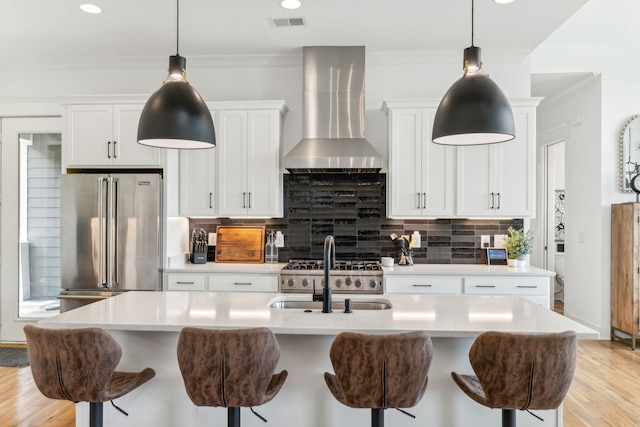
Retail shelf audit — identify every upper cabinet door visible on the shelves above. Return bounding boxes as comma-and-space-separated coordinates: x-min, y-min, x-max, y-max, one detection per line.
215, 103, 285, 218
386, 105, 455, 218
65, 104, 113, 167
112, 105, 162, 167
216, 110, 250, 216
179, 147, 216, 216
64, 103, 163, 169
456, 108, 535, 217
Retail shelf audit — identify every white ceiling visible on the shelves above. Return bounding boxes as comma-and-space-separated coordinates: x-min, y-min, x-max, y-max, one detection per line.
0, 0, 590, 68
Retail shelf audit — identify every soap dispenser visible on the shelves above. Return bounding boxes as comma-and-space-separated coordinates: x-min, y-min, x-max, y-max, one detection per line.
265, 231, 278, 263
411, 231, 422, 249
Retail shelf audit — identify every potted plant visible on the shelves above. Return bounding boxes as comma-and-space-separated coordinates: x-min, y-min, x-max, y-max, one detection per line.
503, 226, 533, 267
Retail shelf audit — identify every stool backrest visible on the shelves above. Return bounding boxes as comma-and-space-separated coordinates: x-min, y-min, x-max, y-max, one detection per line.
24, 325, 122, 403
177, 327, 281, 407
469, 330, 577, 410
328, 331, 433, 409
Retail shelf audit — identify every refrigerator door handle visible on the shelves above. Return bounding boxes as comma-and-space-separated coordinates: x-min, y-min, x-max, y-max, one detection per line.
98, 177, 107, 288
106, 177, 117, 288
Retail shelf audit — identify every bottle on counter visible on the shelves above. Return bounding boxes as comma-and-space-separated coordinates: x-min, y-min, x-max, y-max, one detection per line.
265, 231, 278, 263
411, 231, 421, 248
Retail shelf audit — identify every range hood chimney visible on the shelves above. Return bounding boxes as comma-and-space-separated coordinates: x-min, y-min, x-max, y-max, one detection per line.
284, 46, 382, 173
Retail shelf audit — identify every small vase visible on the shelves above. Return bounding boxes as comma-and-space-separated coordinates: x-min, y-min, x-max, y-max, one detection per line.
517, 254, 529, 267
507, 258, 518, 267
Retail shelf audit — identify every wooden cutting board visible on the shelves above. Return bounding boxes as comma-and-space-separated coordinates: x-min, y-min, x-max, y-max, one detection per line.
214, 226, 265, 263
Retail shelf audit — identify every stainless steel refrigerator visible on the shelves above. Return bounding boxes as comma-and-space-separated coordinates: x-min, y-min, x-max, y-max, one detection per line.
58, 172, 163, 312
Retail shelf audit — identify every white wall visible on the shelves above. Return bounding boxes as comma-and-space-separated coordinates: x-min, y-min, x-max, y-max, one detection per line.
532, 0, 640, 337
534, 77, 603, 334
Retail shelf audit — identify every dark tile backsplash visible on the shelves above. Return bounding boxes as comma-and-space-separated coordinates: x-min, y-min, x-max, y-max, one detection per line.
190, 173, 523, 264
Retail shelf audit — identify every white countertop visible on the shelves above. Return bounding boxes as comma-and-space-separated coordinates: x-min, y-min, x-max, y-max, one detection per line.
166, 262, 555, 277
165, 262, 286, 274
39, 291, 597, 339
382, 264, 555, 276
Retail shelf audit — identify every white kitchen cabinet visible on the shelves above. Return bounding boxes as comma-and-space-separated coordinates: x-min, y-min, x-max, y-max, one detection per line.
208, 273, 278, 292
179, 145, 216, 216
166, 274, 206, 291
383, 102, 455, 217
64, 104, 163, 168
463, 276, 550, 308
385, 275, 462, 294
456, 102, 538, 217
215, 101, 287, 217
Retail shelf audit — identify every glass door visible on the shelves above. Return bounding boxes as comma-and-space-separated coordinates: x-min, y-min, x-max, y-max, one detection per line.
1, 117, 63, 341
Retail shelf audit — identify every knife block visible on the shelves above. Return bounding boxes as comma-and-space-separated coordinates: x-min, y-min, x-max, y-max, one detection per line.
190, 252, 207, 264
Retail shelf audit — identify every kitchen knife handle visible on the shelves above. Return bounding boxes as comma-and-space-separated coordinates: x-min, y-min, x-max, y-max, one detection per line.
243, 192, 246, 208
209, 192, 212, 209
107, 141, 111, 158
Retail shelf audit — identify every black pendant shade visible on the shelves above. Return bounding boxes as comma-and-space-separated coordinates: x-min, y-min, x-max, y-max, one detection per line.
432, 1, 515, 146
138, 55, 215, 149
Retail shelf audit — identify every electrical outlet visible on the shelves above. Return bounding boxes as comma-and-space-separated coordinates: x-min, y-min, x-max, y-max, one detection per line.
494, 234, 506, 248
481, 235, 491, 248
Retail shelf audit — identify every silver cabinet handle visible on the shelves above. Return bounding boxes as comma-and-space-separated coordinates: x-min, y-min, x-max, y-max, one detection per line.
490, 192, 495, 209
243, 192, 247, 208
412, 284, 433, 287
517, 285, 538, 288
475, 285, 496, 288
416, 193, 421, 209
209, 192, 213, 209
248, 192, 252, 209
176, 281, 195, 285
107, 141, 111, 158
496, 192, 501, 209
422, 192, 426, 209
113, 140, 117, 158
234, 282, 252, 286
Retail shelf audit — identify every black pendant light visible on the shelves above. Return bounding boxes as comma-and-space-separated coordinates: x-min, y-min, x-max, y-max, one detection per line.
432, 0, 515, 146
138, 0, 215, 149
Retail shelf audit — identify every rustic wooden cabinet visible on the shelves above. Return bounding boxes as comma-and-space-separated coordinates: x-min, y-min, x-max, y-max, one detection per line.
611, 203, 640, 349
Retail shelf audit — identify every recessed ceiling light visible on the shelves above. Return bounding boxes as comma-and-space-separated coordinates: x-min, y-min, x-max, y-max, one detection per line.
80, 4, 102, 14
280, 0, 301, 10
494, 0, 514, 4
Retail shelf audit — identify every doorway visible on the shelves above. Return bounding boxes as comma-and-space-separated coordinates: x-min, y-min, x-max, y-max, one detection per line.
544, 141, 565, 304
1, 117, 63, 342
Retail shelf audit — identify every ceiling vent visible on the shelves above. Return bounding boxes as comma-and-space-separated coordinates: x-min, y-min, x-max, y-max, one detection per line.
272, 17, 305, 27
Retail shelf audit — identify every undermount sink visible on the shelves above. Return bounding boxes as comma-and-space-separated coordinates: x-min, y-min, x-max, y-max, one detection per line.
268, 297, 392, 311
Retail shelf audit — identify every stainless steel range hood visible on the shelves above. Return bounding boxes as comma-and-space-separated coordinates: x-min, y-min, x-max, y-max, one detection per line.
284, 46, 382, 173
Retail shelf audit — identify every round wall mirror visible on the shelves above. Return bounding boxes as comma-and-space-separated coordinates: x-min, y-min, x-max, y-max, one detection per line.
620, 114, 640, 192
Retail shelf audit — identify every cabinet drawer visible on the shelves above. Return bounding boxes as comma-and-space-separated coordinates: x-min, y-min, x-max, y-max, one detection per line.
166, 274, 206, 291
208, 274, 278, 292
385, 275, 462, 294
463, 276, 548, 296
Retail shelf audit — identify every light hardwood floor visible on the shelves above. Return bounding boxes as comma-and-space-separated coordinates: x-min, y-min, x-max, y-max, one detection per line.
3, 325, 640, 426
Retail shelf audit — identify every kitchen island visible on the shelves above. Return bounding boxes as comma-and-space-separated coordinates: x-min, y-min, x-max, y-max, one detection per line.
39, 291, 597, 427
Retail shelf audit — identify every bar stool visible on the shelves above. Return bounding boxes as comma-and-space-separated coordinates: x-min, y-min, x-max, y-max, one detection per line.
324, 331, 433, 427
177, 327, 288, 427
451, 330, 578, 427
24, 325, 156, 427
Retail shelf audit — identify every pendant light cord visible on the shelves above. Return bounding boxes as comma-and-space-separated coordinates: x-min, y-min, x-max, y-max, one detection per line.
471, 0, 475, 47
176, 0, 180, 55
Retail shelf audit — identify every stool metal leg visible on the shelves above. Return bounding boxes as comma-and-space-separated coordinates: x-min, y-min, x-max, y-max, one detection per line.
371, 408, 384, 427
89, 402, 103, 427
502, 409, 516, 427
228, 407, 240, 427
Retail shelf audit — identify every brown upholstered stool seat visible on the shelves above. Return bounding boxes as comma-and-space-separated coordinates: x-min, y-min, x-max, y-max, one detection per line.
324, 331, 433, 427
451, 330, 578, 427
177, 326, 287, 427
24, 325, 155, 427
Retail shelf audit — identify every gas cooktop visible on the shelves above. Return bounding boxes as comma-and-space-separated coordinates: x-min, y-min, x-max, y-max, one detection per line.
280, 259, 383, 294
